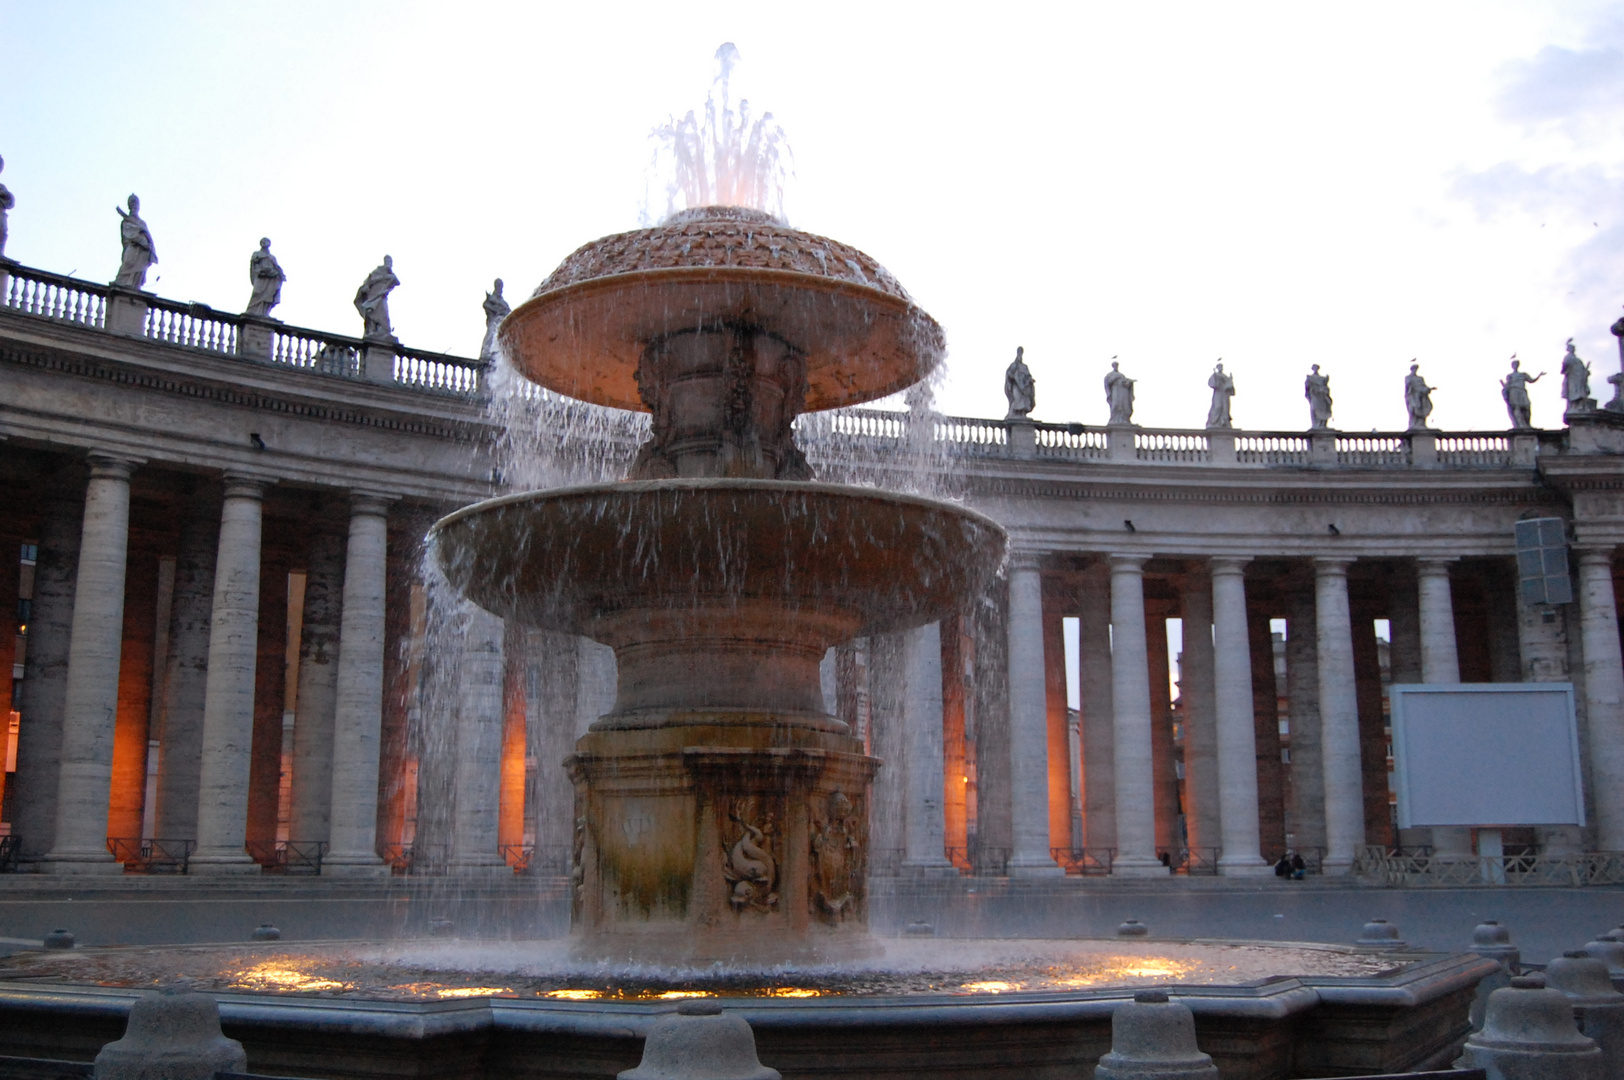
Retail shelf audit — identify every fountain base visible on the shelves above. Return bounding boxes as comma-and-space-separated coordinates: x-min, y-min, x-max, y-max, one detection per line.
568, 719, 880, 966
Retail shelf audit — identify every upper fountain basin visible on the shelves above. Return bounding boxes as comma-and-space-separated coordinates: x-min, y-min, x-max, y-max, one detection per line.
499, 207, 946, 413
431, 479, 1005, 640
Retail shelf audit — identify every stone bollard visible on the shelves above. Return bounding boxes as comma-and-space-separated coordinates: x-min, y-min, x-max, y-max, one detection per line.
1547, 952, 1624, 1080
249, 924, 281, 942
43, 929, 75, 950
1605, 926, 1624, 944
1117, 919, 1149, 938
1584, 937, 1624, 992
1469, 920, 1522, 1030
1355, 919, 1405, 948
93, 984, 247, 1080
619, 999, 780, 1080
1457, 975, 1605, 1080
1095, 990, 1220, 1080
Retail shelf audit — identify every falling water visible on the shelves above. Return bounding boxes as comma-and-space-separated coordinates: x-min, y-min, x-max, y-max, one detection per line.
643, 43, 794, 225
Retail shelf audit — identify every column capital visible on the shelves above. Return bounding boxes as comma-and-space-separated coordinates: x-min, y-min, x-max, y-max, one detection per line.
1415, 556, 1458, 575
1575, 545, 1618, 568
1209, 556, 1252, 576
220, 473, 274, 500
1007, 549, 1044, 573
1107, 553, 1148, 572
85, 452, 144, 479
1312, 555, 1356, 576
349, 490, 400, 517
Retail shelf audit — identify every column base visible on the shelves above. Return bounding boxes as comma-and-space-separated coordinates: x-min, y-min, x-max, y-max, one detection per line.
1218, 856, 1274, 877
900, 858, 961, 878
322, 855, 390, 878
1321, 857, 1355, 875
1006, 854, 1065, 877
1111, 856, 1171, 878
189, 854, 264, 875
448, 859, 513, 878
40, 853, 125, 876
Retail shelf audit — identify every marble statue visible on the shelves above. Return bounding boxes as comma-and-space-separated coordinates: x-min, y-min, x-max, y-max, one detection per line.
1500, 357, 1543, 429
1003, 346, 1034, 419
1404, 362, 1435, 430
1560, 338, 1592, 412
480, 278, 510, 362
246, 238, 286, 318
1205, 361, 1234, 429
1304, 364, 1333, 429
1609, 315, 1624, 412
0, 155, 13, 260
354, 256, 399, 340
1105, 360, 1135, 426
113, 194, 157, 289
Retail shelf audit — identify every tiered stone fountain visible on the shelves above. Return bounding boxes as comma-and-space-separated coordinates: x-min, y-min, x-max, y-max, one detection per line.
431, 205, 1004, 965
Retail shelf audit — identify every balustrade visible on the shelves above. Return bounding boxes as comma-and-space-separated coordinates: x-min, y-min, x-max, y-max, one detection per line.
1336, 435, 1410, 467
1136, 431, 1210, 462
145, 299, 238, 354
1237, 434, 1310, 465
3, 266, 106, 328
1437, 435, 1512, 467
1034, 422, 1106, 460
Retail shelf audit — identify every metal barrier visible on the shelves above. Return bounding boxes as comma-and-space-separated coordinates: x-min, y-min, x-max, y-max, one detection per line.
0, 836, 20, 873
106, 837, 194, 874
1170, 847, 1221, 876
379, 843, 414, 875
1353, 844, 1624, 886
246, 840, 328, 875
1050, 847, 1114, 875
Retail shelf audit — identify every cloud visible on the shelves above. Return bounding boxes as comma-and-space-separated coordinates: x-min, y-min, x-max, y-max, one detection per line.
1494, 22, 1624, 134
1450, 161, 1621, 219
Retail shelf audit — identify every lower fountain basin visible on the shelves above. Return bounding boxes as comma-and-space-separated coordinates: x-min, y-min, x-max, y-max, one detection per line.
0, 938, 1497, 1079
432, 479, 1005, 723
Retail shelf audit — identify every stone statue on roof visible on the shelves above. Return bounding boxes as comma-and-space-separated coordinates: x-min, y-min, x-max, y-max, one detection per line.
354, 256, 399, 340
480, 278, 510, 362
1304, 365, 1332, 429
1003, 346, 1034, 420
1560, 338, 1592, 417
1206, 362, 1234, 429
0, 155, 14, 260
1404, 362, 1434, 431
1500, 356, 1543, 429
113, 194, 157, 289
1105, 360, 1135, 426
246, 239, 286, 318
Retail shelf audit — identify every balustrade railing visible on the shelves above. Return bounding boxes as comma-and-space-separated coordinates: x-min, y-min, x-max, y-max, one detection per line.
395, 345, 484, 395
1035, 422, 1107, 460
1436, 435, 1513, 467
1336, 435, 1410, 467
3, 265, 106, 328
145, 298, 238, 354
270, 326, 361, 377
1136, 431, 1209, 463
937, 415, 1009, 454
1236, 434, 1310, 465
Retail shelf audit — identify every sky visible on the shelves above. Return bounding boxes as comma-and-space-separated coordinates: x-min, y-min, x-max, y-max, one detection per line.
2, 2, 1623, 432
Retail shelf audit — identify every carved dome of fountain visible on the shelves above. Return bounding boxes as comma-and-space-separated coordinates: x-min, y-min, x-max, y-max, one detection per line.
498, 206, 945, 413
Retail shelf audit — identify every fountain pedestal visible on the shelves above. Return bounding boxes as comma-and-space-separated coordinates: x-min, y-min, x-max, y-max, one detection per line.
569, 722, 878, 965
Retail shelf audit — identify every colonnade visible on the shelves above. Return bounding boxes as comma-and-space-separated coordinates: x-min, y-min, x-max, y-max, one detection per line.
978, 547, 1624, 875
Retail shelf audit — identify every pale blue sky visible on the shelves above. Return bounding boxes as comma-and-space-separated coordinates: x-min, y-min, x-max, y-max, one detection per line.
2, 2, 1621, 431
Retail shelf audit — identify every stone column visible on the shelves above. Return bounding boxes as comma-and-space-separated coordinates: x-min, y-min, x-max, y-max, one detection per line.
44, 454, 142, 873
12, 486, 84, 863
1284, 587, 1325, 853
152, 492, 218, 840
1578, 549, 1624, 851
1314, 557, 1365, 873
901, 621, 954, 874
1079, 568, 1116, 851
1414, 557, 1471, 854
190, 476, 270, 874
1515, 570, 1581, 853
1005, 553, 1062, 874
1179, 572, 1220, 853
451, 605, 508, 873
1109, 555, 1167, 875
324, 493, 394, 875
1417, 559, 1462, 684
288, 528, 344, 843
1209, 559, 1269, 874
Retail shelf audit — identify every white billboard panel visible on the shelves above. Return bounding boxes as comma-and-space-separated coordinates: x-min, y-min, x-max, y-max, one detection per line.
1389, 683, 1584, 828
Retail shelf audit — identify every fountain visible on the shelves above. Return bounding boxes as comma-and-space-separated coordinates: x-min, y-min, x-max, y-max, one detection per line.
431, 202, 1004, 964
